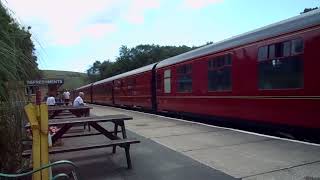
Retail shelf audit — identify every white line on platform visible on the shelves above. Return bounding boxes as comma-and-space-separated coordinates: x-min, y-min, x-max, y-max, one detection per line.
91, 104, 320, 147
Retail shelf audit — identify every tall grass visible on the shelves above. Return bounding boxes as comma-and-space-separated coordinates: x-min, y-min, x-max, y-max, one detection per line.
0, 101, 25, 173
0, 1, 39, 173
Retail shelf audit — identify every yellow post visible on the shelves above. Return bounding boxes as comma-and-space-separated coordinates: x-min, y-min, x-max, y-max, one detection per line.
40, 104, 49, 180
24, 103, 41, 180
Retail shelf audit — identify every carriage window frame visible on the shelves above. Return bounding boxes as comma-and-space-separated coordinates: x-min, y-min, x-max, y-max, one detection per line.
164, 69, 171, 93
258, 46, 268, 61
176, 64, 192, 93
291, 38, 304, 55
258, 38, 304, 90
208, 54, 232, 92
268, 41, 292, 59
282, 41, 291, 57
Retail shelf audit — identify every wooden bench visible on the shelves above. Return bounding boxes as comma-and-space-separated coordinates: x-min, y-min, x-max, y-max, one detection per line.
23, 139, 140, 169
23, 114, 140, 169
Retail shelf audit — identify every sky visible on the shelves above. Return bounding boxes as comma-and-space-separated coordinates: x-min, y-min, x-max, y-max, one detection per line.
4, 0, 319, 72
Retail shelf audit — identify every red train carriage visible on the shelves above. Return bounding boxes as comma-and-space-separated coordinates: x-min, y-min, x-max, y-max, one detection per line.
155, 9, 320, 130
113, 63, 157, 110
76, 9, 320, 134
92, 77, 114, 105
74, 83, 93, 103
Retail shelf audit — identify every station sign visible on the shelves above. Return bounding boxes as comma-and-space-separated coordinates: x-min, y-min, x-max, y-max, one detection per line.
26, 79, 64, 85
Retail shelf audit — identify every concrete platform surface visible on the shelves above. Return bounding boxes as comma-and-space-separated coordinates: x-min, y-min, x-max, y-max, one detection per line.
90, 105, 320, 180
51, 130, 235, 180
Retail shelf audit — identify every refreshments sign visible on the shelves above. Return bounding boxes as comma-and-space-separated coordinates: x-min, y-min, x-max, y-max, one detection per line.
27, 79, 64, 85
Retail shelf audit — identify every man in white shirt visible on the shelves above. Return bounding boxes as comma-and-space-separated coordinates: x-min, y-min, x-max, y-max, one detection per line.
46, 94, 56, 106
73, 92, 85, 107
63, 90, 70, 105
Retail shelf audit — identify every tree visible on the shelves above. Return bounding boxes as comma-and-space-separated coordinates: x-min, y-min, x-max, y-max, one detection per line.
87, 61, 101, 82
301, 7, 318, 14
86, 43, 207, 82
99, 60, 114, 78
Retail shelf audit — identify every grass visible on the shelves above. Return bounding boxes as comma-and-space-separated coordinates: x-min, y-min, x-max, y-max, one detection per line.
0, 101, 24, 173
41, 70, 89, 90
0, 82, 27, 173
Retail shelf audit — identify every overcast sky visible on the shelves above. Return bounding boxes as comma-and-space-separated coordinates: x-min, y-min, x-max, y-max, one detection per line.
4, 0, 319, 72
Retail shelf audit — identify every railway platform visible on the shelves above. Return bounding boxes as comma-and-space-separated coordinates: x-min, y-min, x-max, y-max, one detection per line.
53, 105, 320, 180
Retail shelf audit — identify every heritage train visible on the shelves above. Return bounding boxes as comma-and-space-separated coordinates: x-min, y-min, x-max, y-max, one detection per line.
74, 10, 320, 135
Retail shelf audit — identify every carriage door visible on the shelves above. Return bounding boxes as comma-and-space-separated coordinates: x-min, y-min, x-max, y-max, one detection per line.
164, 69, 171, 93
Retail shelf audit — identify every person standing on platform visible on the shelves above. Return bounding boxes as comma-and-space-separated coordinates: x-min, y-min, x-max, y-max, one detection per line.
63, 89, 70, 105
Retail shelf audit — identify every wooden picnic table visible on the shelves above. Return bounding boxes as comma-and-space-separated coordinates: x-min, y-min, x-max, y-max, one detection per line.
24, 114, 140, 169
48, 105, 92, 119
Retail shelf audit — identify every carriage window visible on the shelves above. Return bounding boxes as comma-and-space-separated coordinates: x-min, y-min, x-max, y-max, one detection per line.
268, 45, 275, 59
259, 57, 303, 89
177, 64, 192, 92
258, 39, 304, 89
208, 54, 232, 91
258, 46, 268, 61
268, 41, 291, 59
164, 69, 171, 93
292, 38, 304, 55
283, 41, 291, 57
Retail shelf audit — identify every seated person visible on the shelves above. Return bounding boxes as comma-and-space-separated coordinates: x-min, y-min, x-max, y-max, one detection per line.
73, 92, 85, 107
46, 94, 56, 106
73, 92, 86, 117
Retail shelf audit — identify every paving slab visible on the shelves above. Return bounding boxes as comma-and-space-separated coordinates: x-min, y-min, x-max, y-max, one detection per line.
132, 123, 224, 138
152, 130, 269, 152
184, 139, 320, 178
242, 162, 320, 180
90, 105, 126, 116
126, 120, 186, 130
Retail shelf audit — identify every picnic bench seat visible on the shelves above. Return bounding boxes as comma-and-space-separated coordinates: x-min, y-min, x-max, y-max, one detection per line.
61, 129, 122, 138
23, 114, 140, 169
22, 138, 140, 169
